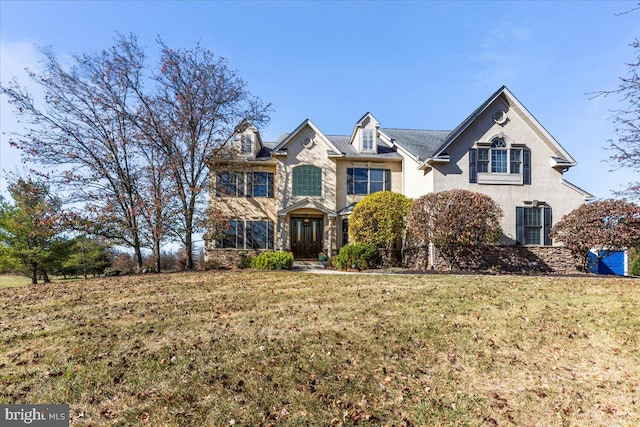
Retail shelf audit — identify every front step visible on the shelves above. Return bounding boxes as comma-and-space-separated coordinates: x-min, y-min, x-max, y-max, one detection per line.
293, 260, 325, 271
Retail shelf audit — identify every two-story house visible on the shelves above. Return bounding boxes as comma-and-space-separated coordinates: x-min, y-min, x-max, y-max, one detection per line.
206, 86, 593, 268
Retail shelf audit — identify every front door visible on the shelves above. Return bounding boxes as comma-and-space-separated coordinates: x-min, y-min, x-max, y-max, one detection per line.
291, 218, 323, 259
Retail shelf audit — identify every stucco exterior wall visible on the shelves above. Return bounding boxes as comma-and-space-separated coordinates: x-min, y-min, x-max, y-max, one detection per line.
335, 159, 403, 210
430, 97, 588, 245
403, 157, 434, 199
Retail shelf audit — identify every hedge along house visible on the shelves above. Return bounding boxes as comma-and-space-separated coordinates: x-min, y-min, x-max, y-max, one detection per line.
205, 86, 593, 269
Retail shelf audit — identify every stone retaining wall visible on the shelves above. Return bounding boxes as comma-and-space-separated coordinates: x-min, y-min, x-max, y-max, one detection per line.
403, 245, 579, 274
204, 249, 262, 270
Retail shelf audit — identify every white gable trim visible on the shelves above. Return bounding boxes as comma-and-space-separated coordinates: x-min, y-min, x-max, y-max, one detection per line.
277, 198, 337, 218
420, 86, 577, 169
348, 112, 381, 146
272, 119, 341, 155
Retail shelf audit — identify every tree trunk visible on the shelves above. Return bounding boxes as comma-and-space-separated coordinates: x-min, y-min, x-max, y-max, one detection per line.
133, 232, 144, 272
31, 262, 38, 285
185, 231, 193, 270
41, 269, 51, 283
154, 238, 161, 273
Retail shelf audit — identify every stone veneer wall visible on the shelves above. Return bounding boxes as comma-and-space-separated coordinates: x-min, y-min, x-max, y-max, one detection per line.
204, 249, 263, 270
403, 245, 579, 274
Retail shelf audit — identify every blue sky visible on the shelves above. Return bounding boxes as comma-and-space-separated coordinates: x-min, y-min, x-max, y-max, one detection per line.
1, 0, 638, 200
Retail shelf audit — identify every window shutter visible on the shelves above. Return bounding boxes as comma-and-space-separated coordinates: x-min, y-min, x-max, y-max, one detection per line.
469, 149, 477, 183
237, 221, 245, 249
267, 173, 274, 198
267, 221, 274, 249
347, 168, 354, 195
544, 206, 552, 246
516, 207, 524, 245
384, 169, 391, 191
523, 148, 531, 185
215, 173, 223, 197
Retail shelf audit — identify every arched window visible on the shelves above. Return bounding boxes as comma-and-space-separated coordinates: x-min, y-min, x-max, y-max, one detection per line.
469, 136, 531, 184
292, 165, 322, 196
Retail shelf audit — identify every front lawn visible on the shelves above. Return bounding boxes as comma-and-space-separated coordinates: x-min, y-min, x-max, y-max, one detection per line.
1, 271, 638, 426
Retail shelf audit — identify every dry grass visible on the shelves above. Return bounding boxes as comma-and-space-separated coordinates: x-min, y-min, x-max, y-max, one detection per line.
1, 271, 639, 426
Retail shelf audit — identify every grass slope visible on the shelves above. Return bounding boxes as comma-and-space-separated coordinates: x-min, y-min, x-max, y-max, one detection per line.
1, 271, 639, 426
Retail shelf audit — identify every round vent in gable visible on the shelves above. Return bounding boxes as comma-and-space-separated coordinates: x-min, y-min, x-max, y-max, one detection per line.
493, 110, 508, 125
302, 136, 314, 148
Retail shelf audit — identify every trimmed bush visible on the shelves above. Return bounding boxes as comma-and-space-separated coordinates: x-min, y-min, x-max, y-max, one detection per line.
349, 192, 412, 254
250, 251, 294, 270
335, 243, 381, 271
237, 253, 252, 269
631, 253, 640, 277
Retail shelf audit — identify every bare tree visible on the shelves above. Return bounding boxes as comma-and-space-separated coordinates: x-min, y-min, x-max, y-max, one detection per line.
1, 35, 148, 269
594, 37, 640, 199
2, 34, 271, 271
141, 39, 270, 270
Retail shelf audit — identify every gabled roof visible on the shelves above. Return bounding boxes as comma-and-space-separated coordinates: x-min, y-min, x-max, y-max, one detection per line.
562, 179, 594, 201
277, 198, 337, 218
272, 119, 342, 156
347, 112, 381, 145
422, 85, 577, 169
273, 133, 402, 160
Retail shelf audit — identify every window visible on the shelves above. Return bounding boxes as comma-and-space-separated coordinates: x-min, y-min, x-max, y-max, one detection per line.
341, 218, 349, 247
469, 138, 530, 184
216, 219, 274, 249
293, 165, 322, 196
216, 172, 244, 197
362, 129, 374, 152
347, 168, 391, 195
490, 139, 508, 173
246, 220, 275, 249
216, 172, 274, 198
516, 206, 552, 246
477, 148, 489, 173
510, 149, 521, 174
218, 220, 244, 248
247, 172, 274, 198
240, 134, 252, 154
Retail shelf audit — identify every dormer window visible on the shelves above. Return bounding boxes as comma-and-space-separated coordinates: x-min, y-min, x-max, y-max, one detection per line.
240, 134, 252, 154
362, 129, 374, 152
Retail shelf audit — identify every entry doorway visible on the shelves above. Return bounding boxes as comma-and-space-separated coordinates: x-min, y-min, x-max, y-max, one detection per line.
290, 217, 323, 259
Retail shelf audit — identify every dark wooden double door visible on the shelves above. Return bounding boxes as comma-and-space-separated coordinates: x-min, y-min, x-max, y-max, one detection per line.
291, 218, 323, 259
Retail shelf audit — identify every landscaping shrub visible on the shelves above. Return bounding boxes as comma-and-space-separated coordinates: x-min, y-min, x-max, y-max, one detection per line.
349, 192, 412, 254
237, 253, 252, 269
250, 251, 294, 270
335, 243, 380, 271
631, 253, 640, 277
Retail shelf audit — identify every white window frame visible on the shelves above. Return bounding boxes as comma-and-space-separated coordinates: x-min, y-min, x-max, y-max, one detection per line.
362, 129, 374, 152
476, 138, 523, 184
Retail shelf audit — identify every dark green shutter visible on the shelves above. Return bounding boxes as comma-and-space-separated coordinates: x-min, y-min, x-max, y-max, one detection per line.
469, 149, 477, 183
215, 173, 223, 197
267, 220, 274, 249
523, 148, 531, 185
237, 221, 245, 249
347, 168, 354, 195
516, 207, 524, 245
267, 173, 274, 198
384, 169, 391, 191
544, 206, 552, 246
